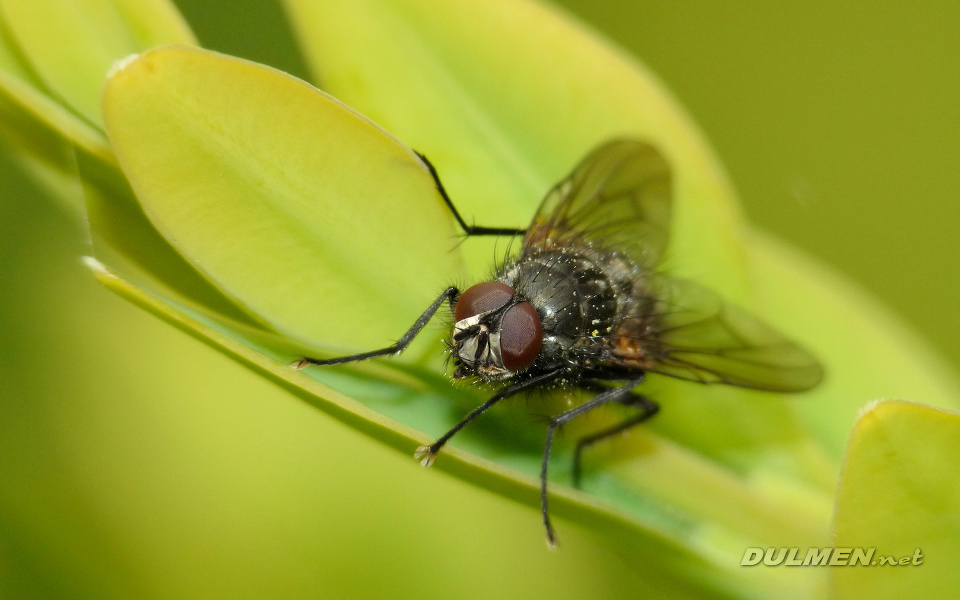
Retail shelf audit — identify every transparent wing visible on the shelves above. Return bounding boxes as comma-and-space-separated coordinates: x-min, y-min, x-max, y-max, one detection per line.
522, 139, 671, 271
527, 139, 821, 392
614, 275, 823, 392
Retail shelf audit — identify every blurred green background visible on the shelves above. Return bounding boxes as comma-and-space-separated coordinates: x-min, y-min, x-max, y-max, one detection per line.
2, 1, 958, 598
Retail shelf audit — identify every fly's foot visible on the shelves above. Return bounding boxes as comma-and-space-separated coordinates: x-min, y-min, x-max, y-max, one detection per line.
291, 358, 311, 370
414, 445, 438, 467
545, 529, 559, 549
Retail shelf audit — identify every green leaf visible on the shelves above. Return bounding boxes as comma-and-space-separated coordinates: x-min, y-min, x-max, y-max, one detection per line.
832, 400, 960, 599
0, 0, 195, 128
0, 73, 92, 214
282, 0, 748, 301
102, 45, 466, 352
78, 148, 272, 329
0, 19, 110, 213
748, 231, 960, 457
0, 0, 196, 212
0, 2, 266, 329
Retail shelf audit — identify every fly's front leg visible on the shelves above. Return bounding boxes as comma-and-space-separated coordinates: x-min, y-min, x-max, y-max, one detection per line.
540, 378, 646, 548
414, 369, 566, 466
293, 287, 459, 368
416, 152, 526, 237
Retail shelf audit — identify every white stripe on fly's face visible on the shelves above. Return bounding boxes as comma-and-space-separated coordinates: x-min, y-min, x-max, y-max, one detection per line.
454, 313, 506, 374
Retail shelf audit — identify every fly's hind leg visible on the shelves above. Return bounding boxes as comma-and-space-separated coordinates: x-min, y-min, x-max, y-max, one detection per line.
416, 152, 526, 237
571, 394, 659, 489
540, 379, 648, 547
293, 286, 459, 368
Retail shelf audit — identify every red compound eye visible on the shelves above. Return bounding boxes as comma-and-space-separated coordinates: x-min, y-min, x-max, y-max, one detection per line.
455, 282, 515, 322
499, 302, 542, 371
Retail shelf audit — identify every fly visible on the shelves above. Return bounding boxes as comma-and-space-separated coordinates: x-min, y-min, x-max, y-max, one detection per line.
295, 139, 823, 547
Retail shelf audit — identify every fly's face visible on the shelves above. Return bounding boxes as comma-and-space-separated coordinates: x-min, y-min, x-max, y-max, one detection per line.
452, 312, 508, 379
452, 281, 543, 380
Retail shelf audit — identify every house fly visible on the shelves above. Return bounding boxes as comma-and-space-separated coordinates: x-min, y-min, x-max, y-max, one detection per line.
295, 139, 823, 546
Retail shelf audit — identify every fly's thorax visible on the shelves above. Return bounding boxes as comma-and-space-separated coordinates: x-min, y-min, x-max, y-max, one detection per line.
502, 250, 622, 341
451, 282, 543, 380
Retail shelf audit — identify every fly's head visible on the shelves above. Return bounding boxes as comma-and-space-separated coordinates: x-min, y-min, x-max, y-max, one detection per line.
451, 281, 543, 381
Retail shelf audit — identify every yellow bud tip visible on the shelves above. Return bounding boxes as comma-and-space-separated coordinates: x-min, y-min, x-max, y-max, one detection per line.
107, 54, 141, 80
